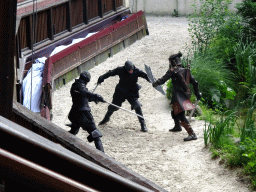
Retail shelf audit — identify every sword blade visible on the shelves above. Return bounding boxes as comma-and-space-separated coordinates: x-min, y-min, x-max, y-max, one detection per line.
92, 84, 99, 93
144, 64, 165, 95
104, 100, 144, 119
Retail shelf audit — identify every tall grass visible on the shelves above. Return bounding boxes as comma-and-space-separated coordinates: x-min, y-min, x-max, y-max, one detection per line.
186, 49, 236, 110
240, 93, 256, 142
203, 111, 237, 148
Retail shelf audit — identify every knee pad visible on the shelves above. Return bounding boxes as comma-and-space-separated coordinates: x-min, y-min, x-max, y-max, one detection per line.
87, 129, 103, 143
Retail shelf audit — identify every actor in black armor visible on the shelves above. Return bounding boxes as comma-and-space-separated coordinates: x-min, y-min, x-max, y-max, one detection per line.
97, 61, 150, 132
68, 71, 105, 152
153, 52, 201, 141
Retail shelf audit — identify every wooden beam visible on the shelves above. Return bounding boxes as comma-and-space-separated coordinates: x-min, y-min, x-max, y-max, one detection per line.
0, 0, 17, 119
67, 1, 72, 32
98, 0, 103, 18
47, 8, 54, 40
113, 0, 117, 11
83, 0, 89, 24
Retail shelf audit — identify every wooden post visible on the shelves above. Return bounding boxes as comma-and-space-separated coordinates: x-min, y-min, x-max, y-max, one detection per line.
0, 0, 17, 119
83, 0, 89, 24
98, 0, 103, 18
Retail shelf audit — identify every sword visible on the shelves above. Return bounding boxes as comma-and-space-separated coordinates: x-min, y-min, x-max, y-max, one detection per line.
104, 100, 144, 119
74, 90, 144, 119
188, 100, 199, 122
144, 64, 165, 95
92, 83, 99, 93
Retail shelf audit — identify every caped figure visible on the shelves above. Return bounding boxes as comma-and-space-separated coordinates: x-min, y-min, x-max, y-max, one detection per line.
97, 61, 151, 132
67, 71, 105, 152
153, 52, 202, 141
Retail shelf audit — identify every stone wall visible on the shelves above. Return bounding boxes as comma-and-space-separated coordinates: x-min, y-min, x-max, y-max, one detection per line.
128, 0, 243, 16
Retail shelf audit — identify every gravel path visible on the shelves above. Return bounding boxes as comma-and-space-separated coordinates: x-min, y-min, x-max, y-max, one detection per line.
51, 16, 251, 192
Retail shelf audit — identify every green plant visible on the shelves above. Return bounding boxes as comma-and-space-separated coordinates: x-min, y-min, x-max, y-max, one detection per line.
221, 143, 242, 168
234, 39, 256, 84
240, 138, 256, 190
236, 0, 256, 40
203, 111, 237, 148
188, 0, 233, 51
240, 93, 256, 142
187, 49, 236, 110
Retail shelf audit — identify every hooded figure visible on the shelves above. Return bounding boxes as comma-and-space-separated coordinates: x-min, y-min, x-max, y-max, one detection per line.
153, 52, 201, 141
67, 71, 105, 152
97, 61, 151, 132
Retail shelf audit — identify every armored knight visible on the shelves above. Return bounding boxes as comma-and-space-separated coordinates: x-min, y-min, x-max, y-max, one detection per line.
153, 52, 202, 141
67, 71, 105, 152
97, 61, 151, 132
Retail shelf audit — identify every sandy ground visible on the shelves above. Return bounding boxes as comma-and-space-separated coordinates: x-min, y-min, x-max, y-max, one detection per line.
51, 16, 251, 192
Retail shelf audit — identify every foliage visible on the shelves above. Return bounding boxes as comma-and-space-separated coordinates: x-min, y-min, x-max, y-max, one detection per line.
240, 94, 256, 142
236, 0, 256, 41
234, 39, 256, 85
203, 111, 237, 148
188, 0, 233, 51
239, 138, 256, 189
188, 50, 236, 110
187, 0, 256, 189
208, 14, 243, 66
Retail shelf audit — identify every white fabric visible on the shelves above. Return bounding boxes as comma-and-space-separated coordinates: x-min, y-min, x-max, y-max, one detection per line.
22, 57, 46, 112
50, 32, 97, 57
22, 32, 98, 112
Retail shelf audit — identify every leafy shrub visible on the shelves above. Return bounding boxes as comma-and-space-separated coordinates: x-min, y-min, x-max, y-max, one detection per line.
188, 50, 236, 110
240, 93, 256, 142
236, 0, 256, 40
188, 0, 233, 51
240, 138, 256, 189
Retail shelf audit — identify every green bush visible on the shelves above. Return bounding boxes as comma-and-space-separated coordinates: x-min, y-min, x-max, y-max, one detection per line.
236, 0, 256, 40
189, 0, 233, 51
204, 111, 237, 148
188, 50, 236, 110
240, 138, 256, 189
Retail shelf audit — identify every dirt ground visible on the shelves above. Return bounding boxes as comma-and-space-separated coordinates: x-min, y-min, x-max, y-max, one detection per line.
51, 16, 251, 192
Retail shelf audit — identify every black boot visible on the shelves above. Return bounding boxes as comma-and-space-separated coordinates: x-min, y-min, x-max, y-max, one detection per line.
99, 111, 113, 125
66, 123, 80, 135
169, 118, 182, 132
180, 121, 197, 141
94, 137, 104, 152
140, 119, 148, 132
135, 107, 148, 132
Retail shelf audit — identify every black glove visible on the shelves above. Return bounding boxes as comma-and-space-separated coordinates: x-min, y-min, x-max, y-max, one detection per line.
152, 82, 158, 88
196, 92, 202, 100
95, 94, 105, 104
97, 76, 104, 84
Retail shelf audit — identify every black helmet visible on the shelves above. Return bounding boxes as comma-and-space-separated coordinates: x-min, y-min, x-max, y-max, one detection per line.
169, 52, 182, 66
124, 60, 134, 72
80, 71, 91, 82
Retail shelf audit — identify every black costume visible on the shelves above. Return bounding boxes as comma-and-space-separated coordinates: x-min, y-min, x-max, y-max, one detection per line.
68, 71, 105, 152
153, 52, 201, 141
97, 61, 150, 132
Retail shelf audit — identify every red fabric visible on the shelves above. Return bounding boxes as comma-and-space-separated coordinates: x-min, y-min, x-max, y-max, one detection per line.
173, 100, 195, 115
41, 106, 51, 121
